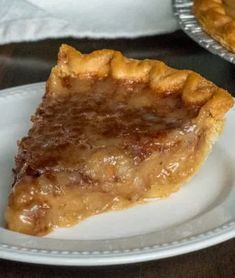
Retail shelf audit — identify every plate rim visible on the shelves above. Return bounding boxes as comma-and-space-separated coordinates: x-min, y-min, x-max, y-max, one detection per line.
173, 0, 235, 64
0, 82, 234, 266
0, 222, 235, 266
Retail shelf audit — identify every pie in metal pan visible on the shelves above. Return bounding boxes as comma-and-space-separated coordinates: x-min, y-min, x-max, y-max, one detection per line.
173, 0, 235, 64
194, 0, 235, 53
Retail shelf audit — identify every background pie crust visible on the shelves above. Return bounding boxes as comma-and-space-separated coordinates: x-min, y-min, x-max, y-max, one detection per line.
194, 0, 235, 53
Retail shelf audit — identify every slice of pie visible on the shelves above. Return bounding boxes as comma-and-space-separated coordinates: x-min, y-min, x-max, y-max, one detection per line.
194, 0, 235, 52
5, 45, 233, 236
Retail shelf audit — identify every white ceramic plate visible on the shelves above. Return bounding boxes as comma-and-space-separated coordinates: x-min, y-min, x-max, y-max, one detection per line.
173, 0, 235, 64
0, 83, 234, 266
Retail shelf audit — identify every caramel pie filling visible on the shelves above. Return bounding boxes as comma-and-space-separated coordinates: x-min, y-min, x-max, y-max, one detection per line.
6, 78, 207, 236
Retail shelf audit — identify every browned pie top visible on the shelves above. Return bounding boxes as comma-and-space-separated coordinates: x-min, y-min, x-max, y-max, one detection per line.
13, 45, 233, 186
15, 82, 199, 183
223, 0, 235, 19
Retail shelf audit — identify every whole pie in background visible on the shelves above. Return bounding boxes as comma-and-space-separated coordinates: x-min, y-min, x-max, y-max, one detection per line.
5, 45, 234, 236
194, 0, 235, 52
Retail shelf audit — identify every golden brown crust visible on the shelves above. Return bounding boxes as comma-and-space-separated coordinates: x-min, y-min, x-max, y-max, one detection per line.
194, 0, 235, 53
48, 44, 234, 119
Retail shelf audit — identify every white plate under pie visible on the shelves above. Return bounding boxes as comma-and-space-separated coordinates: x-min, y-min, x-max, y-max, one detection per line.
0, 83, 234, 266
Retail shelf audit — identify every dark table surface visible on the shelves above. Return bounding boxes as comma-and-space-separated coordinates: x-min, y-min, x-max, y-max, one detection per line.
0, 31, 234, 278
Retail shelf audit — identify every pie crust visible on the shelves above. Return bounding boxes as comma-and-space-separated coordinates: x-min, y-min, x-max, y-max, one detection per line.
194, 0, 235, 52
5, 45, 234, 236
